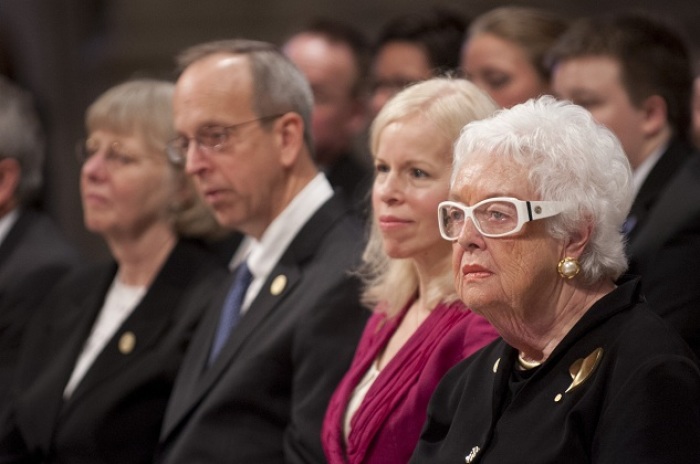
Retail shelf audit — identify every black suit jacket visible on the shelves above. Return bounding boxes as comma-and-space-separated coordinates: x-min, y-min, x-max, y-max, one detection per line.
0, 209, 81, 414
410, 278, 700, 464
157, 194, 368, 464
625, 138, 691, 242
0, 239, 227, 464
625, 139, 700, 358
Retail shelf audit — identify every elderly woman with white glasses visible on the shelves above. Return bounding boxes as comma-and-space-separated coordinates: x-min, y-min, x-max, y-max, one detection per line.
410, 96, 700, 464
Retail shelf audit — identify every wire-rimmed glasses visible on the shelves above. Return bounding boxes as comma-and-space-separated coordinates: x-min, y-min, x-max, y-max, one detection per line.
166, 113, 285, 165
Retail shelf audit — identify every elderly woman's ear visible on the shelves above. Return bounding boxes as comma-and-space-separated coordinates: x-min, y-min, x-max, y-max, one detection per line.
561, 217, 594, 261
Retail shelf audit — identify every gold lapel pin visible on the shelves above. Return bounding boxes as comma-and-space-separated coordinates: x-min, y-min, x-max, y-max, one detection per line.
554, 347, 604, 402
565, 347, 604, 393
492, 357, 501, 373
119, 331, 136, 355
270, 275, 287, 296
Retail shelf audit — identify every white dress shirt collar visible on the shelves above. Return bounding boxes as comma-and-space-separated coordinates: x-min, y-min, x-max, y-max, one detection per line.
240, 173, 333, 312
632, 142, 667, 197
0, 208, 20, 247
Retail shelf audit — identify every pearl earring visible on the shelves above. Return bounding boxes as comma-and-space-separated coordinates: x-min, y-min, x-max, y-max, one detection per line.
557, 257, 580, 279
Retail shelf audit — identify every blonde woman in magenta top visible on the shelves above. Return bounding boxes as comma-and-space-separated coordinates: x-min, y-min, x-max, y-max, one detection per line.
322, 77, 500, 464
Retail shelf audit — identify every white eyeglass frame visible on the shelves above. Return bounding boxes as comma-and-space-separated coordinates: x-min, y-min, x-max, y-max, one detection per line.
437, 197, 566, 240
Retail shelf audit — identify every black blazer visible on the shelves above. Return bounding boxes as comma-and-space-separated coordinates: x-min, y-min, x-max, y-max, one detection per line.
625, 139, 700, 358
625, 138, 691, 242
0, 209, 81, 414
0, 239, 227, 464
410, 278, 700, 464
157, 194, 368, 464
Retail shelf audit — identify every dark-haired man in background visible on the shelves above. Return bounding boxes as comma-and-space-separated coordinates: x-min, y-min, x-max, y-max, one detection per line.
550, 13, 700, 359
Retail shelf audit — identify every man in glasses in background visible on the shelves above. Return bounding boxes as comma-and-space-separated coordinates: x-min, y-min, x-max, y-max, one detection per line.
157, 40, 367, 464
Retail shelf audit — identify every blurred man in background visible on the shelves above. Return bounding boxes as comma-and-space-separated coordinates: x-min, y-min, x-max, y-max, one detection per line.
284, 20, 372, 216
0, 76, 81, 413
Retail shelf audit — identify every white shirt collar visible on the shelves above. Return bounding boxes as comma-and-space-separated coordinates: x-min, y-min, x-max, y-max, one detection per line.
632, 142, 667, 197
0, 208, 20, 247
240, 173, 333, 311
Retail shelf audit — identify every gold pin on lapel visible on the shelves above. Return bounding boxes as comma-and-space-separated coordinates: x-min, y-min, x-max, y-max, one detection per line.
119, 331, 136, 354
566, 347, 604, 393
492, 357, 501, 373
270, 275, 287, 296
554, 348, 604, 402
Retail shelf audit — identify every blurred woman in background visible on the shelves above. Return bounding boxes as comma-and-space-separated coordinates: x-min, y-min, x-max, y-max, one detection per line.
0, 79, 227, 463
461, 7, 568, 108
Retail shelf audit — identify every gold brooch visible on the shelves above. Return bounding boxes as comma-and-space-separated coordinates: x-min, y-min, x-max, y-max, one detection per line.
555, 347, 603, 402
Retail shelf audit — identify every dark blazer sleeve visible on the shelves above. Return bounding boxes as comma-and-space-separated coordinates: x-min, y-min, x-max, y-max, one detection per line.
594, 355, 700, 463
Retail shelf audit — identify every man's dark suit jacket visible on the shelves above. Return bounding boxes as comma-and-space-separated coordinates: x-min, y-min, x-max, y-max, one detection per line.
625, 138, 700, 359
0, 209, 81, 414
157, 194, 368, 464
0, 239, 227, 464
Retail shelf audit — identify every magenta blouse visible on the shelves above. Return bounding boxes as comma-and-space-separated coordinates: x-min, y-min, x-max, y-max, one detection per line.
321, 299, 499, 464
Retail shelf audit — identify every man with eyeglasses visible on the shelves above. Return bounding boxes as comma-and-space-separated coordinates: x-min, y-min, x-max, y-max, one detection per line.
370, 9, 466, 117
156, 40, 367, 464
